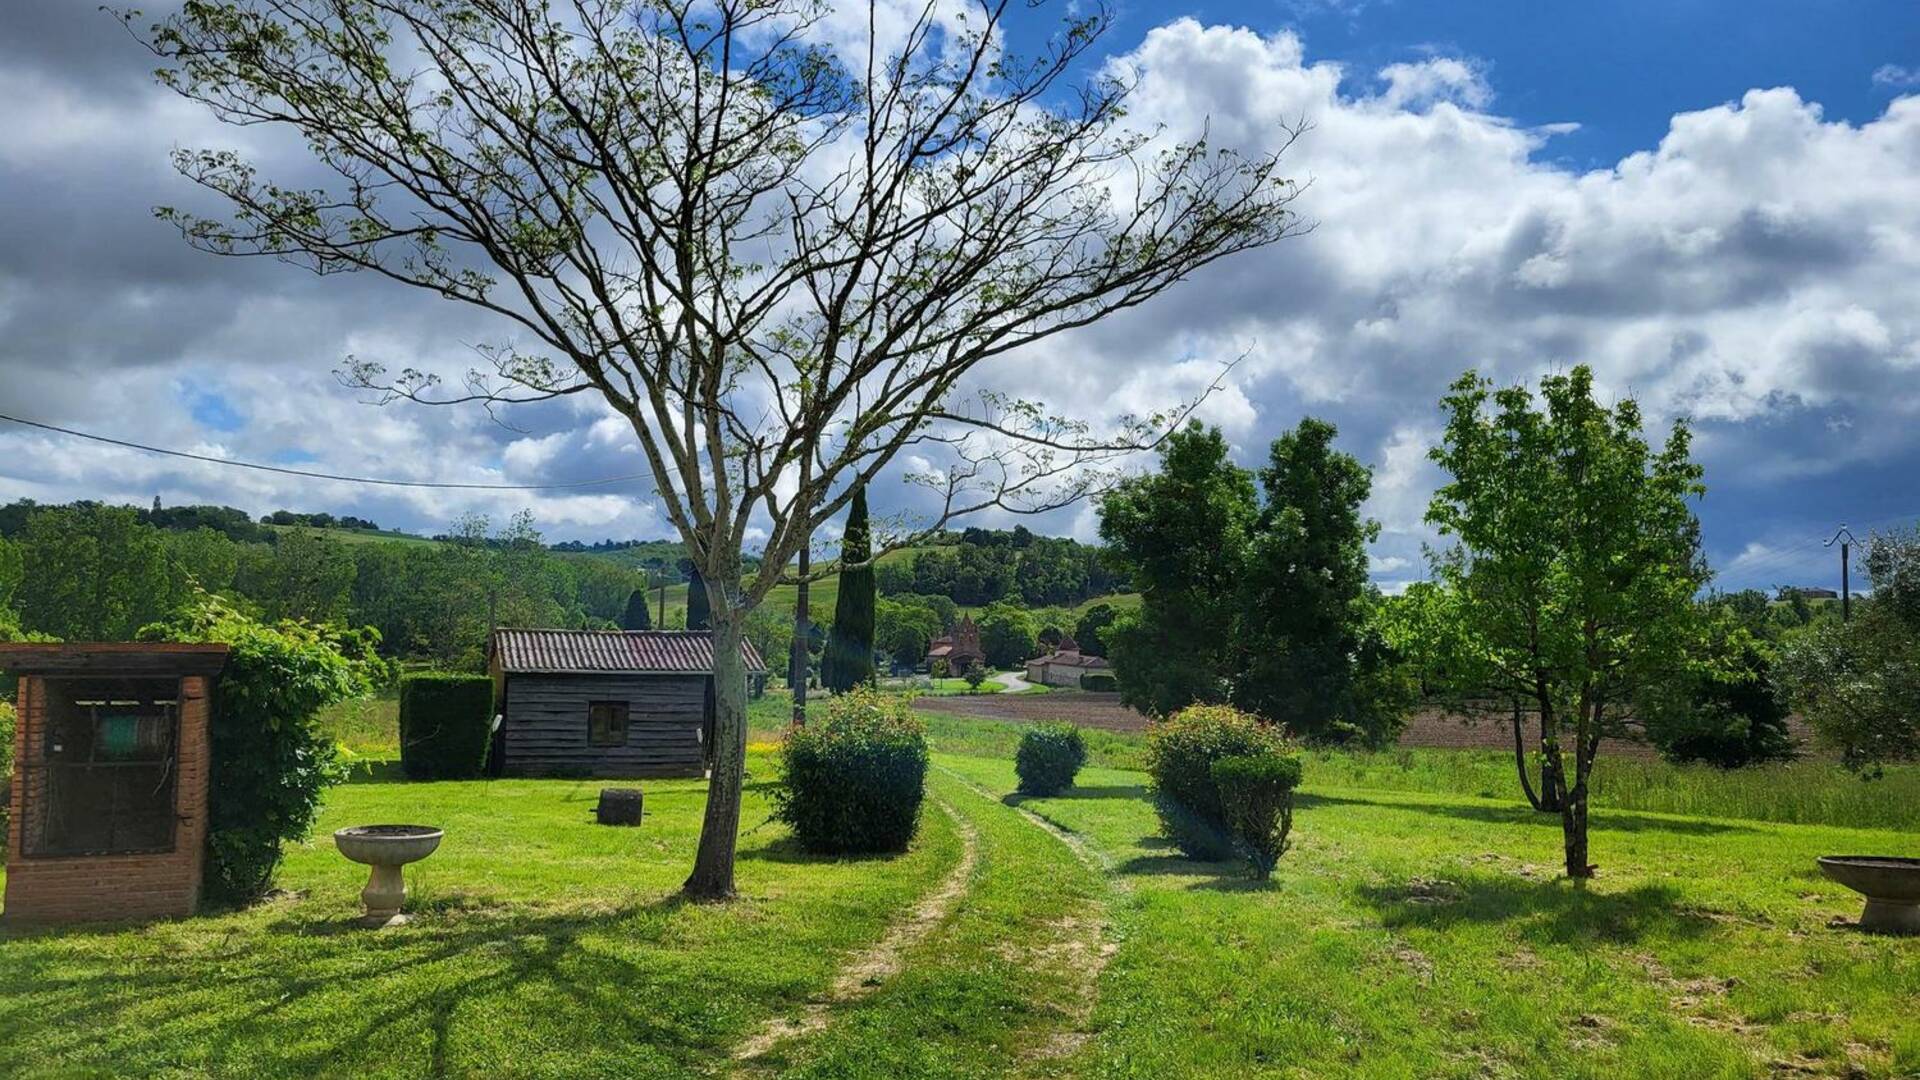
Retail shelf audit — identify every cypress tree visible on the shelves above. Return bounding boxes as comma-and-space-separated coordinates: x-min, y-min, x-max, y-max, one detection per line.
686, 565, 711, 631
823, 486, 876, 692
621, 587, 652, 631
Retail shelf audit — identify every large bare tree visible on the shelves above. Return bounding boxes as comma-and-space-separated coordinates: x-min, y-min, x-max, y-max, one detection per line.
130, 0, 1305, 898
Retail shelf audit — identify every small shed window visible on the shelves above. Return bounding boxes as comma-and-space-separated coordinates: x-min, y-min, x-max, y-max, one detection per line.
29, 678, 180, 856
588, 701, 629, 747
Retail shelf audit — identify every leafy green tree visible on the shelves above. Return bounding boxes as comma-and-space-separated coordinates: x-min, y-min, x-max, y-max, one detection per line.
740, 605, 791, 685
1421, 366, 1709, 879
1231, 418, 1403, 745
824, 487, 877, 692
901, 592, 959, 633
163, 527, 243, 595
977, 602, 1038, 669
1640, 593, 1796, 767
622, 588, 654, 630
244, 529, 356, 624
876, 597, 942, 669
0, 536, 21, 619
1779, 525, 1920, 773
1100, 423, 1256, 715
567, 556, 640, 624
14, 505, 184, 640
1073, 603, 1117, 658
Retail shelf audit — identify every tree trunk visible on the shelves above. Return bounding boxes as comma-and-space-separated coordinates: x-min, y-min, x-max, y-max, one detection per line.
1511, 699, 1546, 810
1536, 712, 1565, 814
1560, 783, 1592, 879
685, 597, 748, 901
1512, 697, 1562, 813
791, 540, 809, 726
1560, 702, 1599, 879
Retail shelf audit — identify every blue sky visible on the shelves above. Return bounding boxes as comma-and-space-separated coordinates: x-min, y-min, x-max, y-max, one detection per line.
1, 1, 1917, 596
1257, 1, 1915, 164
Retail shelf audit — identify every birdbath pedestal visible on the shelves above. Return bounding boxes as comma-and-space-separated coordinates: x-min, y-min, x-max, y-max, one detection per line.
334, 825, 444, 927
1818, 856, 1920, 935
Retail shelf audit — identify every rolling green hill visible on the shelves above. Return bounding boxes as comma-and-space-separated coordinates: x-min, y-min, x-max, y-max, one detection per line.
257, 524, 1135, 626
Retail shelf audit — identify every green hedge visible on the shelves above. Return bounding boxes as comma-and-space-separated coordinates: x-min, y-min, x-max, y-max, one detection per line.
1015, 723, 1087, 795
399, 673, 494, 780
1079, 672, 1117, 692
1212, 752, 1303, 878
774, 688, 928, 853
140, 595, 375, 906
1145, 703, 1292, 860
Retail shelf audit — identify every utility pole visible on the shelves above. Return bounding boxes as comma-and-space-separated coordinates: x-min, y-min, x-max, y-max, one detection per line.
657, 578, 666, 628
1826, 525, 1857, 622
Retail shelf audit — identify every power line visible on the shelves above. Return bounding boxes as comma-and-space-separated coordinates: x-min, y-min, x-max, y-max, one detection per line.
0, 411, 651, 493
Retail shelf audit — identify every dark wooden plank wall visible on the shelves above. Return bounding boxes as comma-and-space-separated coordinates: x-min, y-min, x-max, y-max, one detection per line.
501, 673, 709, 778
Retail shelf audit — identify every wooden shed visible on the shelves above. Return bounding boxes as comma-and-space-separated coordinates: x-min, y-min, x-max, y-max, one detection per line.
485, 629, 765, 779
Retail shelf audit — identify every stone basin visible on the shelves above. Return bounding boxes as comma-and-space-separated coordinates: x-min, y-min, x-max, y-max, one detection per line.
334, 825, 443, 927
1817, 855, 1920, 935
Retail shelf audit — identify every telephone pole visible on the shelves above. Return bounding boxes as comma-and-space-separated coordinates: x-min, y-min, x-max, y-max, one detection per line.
1826, 525, 1857, 622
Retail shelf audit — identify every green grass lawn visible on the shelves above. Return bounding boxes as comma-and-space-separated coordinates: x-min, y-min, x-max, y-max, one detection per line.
0, 753, 958, 1079
5, 699, 1917, 1078
921, 676, 1008, 695
939, 754, 1920, 1078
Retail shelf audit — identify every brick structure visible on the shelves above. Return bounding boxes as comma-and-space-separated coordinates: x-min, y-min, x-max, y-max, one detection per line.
926, 615, 986, 674
3, 643, 228, 924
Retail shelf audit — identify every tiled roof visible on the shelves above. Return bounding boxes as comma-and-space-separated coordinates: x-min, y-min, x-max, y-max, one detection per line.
491, 629, 766, 675
1032, 650, 1110, 669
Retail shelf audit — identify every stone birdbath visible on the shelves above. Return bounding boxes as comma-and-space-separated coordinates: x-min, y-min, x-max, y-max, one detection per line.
334, 825, 444, 927
1818, 855, 1920, 935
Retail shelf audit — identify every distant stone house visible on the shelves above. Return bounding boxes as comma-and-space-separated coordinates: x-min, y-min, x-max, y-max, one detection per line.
1023, 635, 1112, 688
926, 615, 986, 674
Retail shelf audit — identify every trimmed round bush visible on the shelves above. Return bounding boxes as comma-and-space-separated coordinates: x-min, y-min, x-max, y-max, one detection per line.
399, 672, 495, 780
1145, 703, 1291, 860
775, 687, 929, 853
1211, 752, 1304, 878
1015, 723, 1088, 795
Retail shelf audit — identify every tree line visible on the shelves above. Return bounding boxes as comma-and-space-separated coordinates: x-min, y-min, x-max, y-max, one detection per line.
0, 504, 648, 668
875, 527, 1125, 608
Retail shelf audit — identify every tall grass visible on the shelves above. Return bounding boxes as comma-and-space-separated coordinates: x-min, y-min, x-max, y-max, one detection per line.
1304, 748, 1920, 831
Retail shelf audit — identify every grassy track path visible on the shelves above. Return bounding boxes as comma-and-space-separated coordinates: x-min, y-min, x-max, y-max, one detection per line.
745, 767, 1113, 1079
734, 800, 982, 1062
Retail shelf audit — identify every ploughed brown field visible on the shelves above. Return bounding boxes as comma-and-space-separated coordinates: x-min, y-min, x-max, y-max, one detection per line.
912, 691, 1820, 761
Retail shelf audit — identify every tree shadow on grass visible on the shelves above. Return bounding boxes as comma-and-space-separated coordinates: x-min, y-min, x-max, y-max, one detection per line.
1297, 791, 1756, 836
1114, 850, 1261, 893
0, 894, 758, 1079
737, 833, 916, 866
1356, 871, 1715, 946
1036, 783, 1150, 801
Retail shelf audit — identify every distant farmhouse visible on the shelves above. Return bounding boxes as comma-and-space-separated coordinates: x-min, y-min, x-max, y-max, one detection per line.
1024, 635, 1112, 688
926, 615, 985, 674
487, 629, 765, 778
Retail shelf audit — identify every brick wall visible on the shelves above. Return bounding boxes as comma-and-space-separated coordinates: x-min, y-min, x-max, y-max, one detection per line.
3, 674, 209, 923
